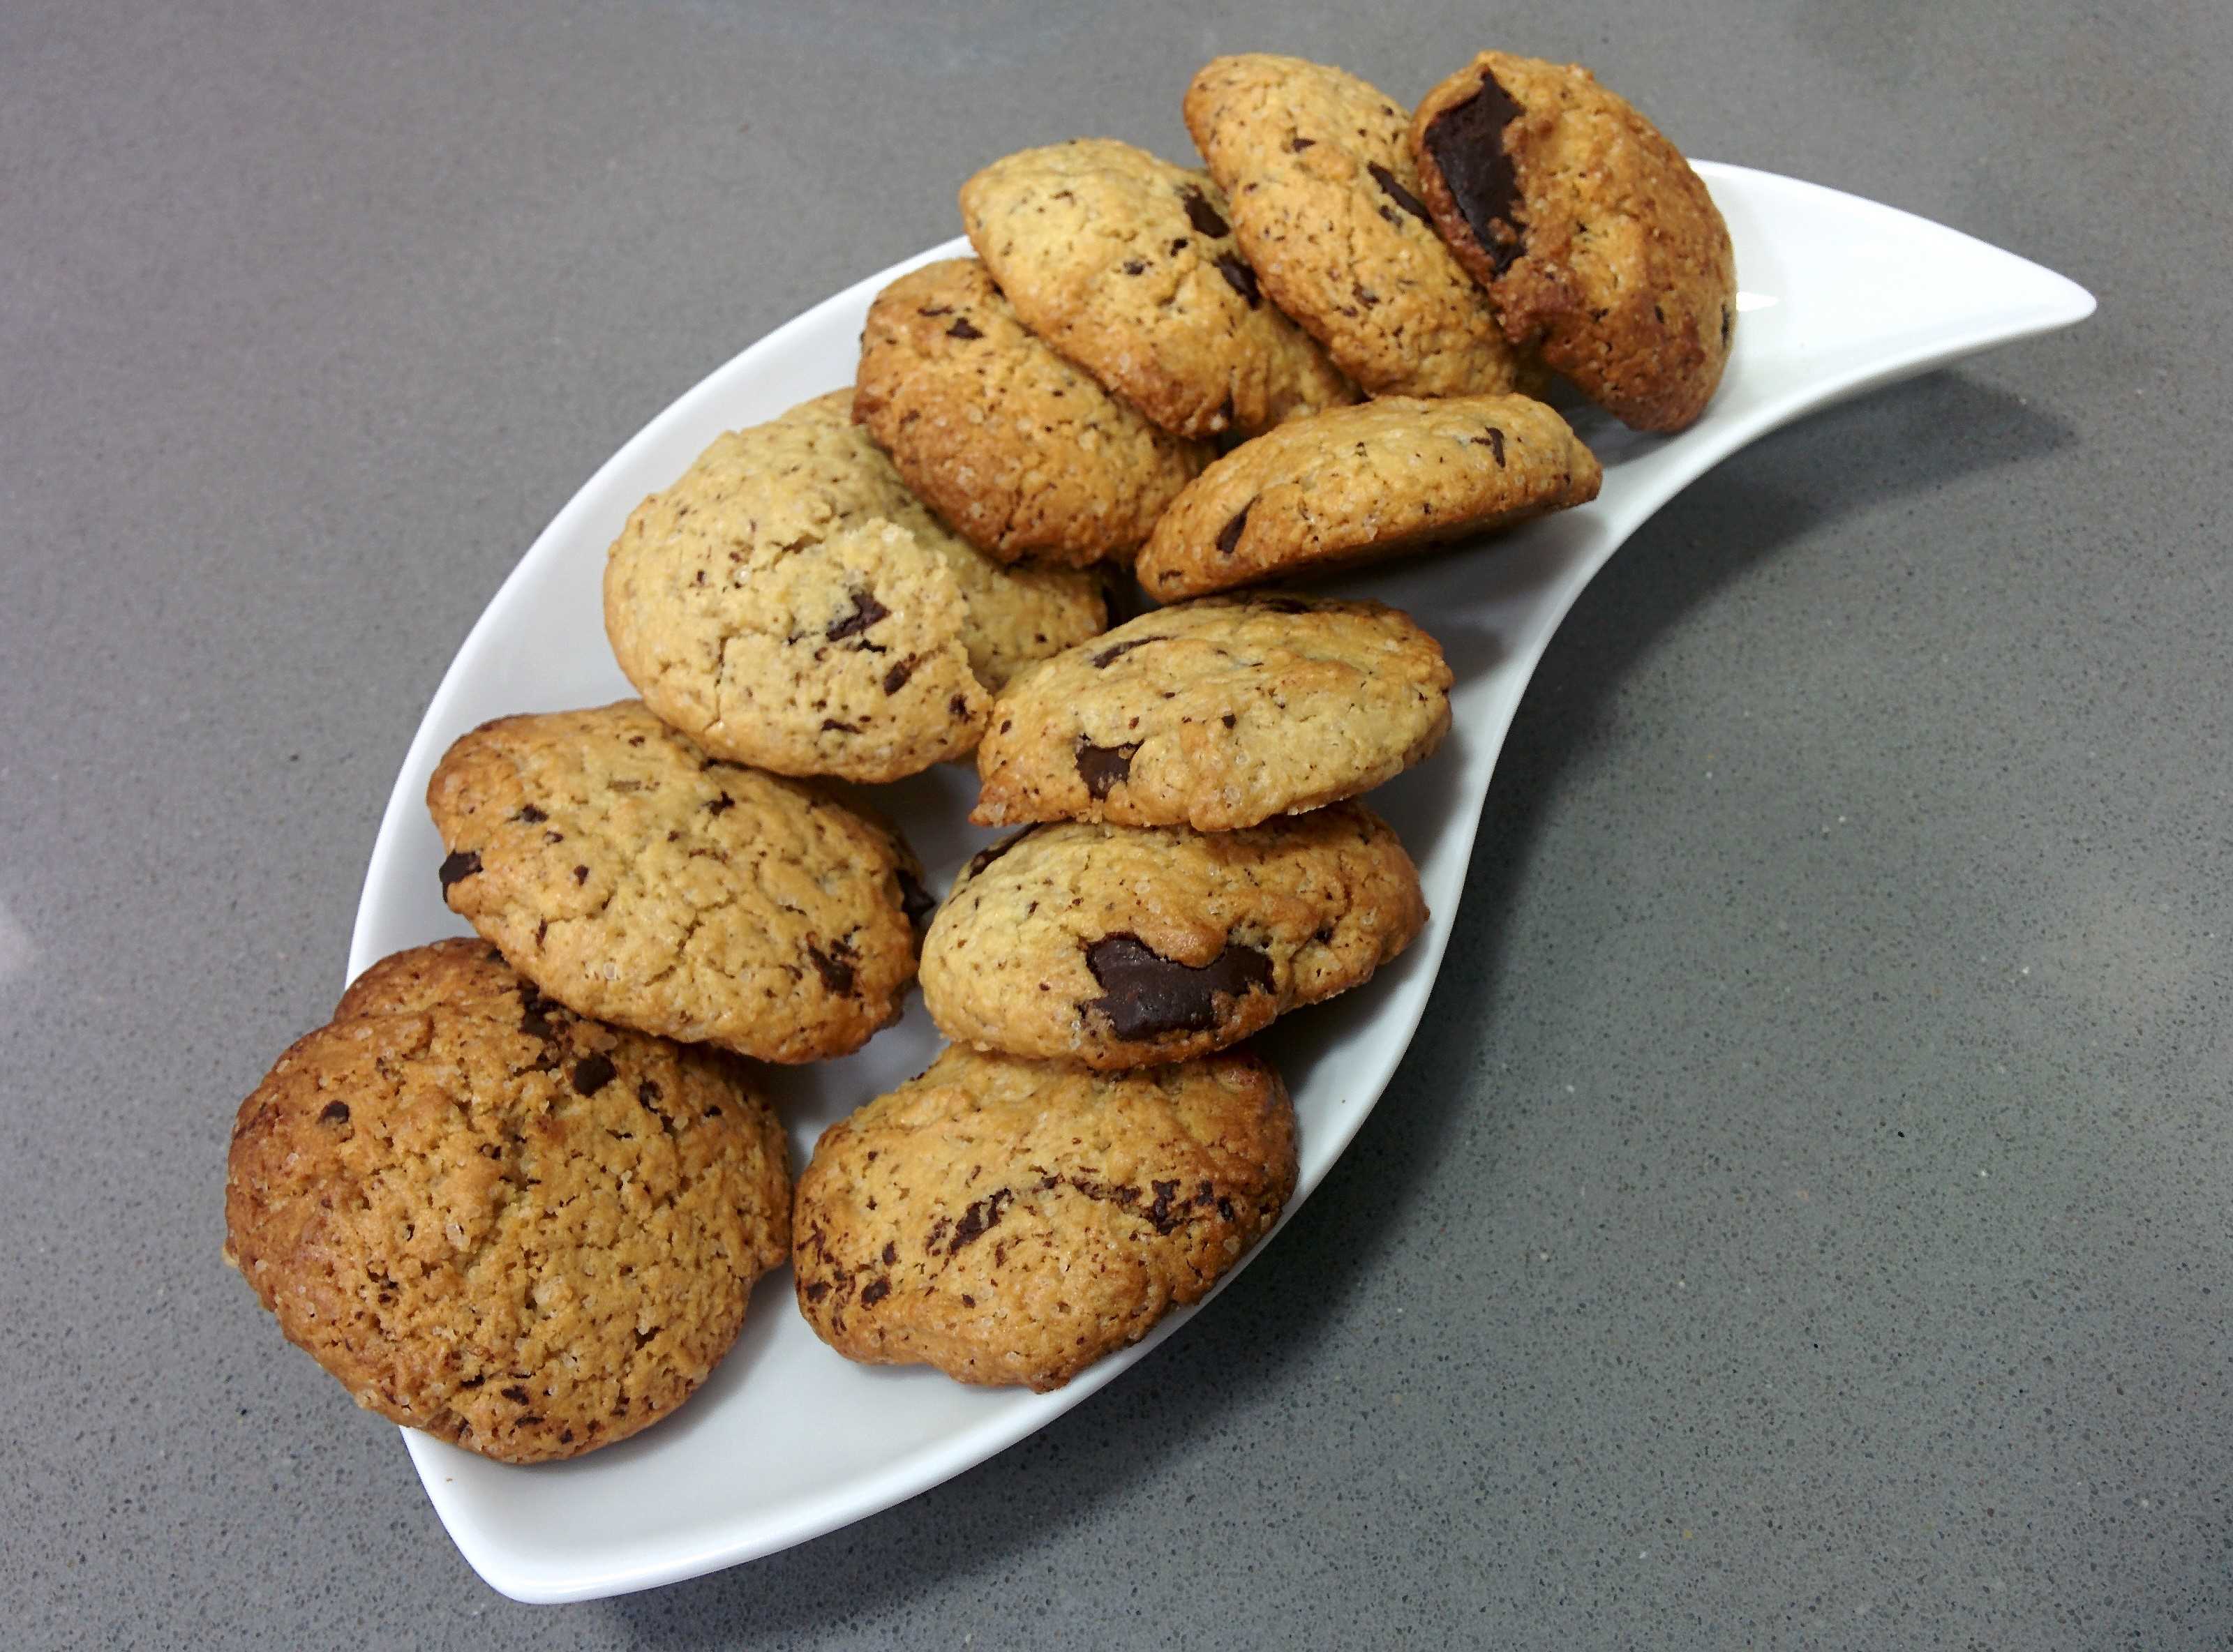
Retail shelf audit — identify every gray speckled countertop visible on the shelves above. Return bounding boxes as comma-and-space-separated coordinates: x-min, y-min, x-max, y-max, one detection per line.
6, 1, 2228, 1646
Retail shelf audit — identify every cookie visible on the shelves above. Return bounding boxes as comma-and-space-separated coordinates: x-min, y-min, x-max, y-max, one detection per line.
971, 593, 1452, 831
793, 1044, 1295, 1391
922, 803, 1425, 1068
959, 138, 1357, 440
1410, 54, 1738, 432
1183, 54, 1521, 399
223, 940, 791, 1464
853, 258, 1209, 567
1133, 393, 1600, 601
426, 700, 927, 1064
603, 390, 1106, 783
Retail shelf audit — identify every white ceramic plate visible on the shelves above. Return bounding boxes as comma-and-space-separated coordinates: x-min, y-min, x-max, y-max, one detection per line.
350, 163, 2091, 1602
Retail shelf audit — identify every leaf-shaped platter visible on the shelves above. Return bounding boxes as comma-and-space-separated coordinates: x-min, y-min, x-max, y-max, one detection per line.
349, 162, 2092, 1601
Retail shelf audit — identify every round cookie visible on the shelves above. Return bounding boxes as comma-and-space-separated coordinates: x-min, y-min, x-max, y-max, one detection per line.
1134, 393, 1601, 601
1183, 54, 1521, 399
427, 700, 927, 1065
793, 1044, 1296, 1391
603, 390, 1106, 783
959, 138, 1357, 440
922, 803, 1426, 1069
853, 259, 1209, 567
971, 593, 1452, 831
223, 939, 791, 1464
1409, 54, 1738, 432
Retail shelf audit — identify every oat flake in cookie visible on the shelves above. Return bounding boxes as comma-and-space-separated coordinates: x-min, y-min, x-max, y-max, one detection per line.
971, 593, 1452, 832
1410, 53, 1738, 432
921, 803, 1426, 1069
1135, 393, 1601, 601
602, 390, 1105, 783
1183, 53, 1521, 399
427, 700, 925, 1064
223, 940, 791, 1464
959, 137, 1357, 439
854, 258, 1209, 568
793, 1044, 1296, 1392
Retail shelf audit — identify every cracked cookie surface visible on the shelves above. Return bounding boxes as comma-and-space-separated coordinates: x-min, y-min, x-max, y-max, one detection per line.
959, 138, 1356, 440
223, 939, 791, 1463
1184, 54, 1521, 398
971, 593, 1452, 831
922, 803, 1425, 1068
1410, 53, 1737, 432
1135, 393, 1600, 600
854, 258, 1207, 567
602, 390, 1105, 782
427, 700, 925, 1063
792, 1043, 1294, 1391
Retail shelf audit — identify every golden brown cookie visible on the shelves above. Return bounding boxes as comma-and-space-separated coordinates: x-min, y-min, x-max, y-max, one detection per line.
971, 593, 1452, 831
921, 804, 1425, 1068
1134, 393, 1600, 600
959, 138, 1357, 439
223, 940, 791, 1464
602, 390, 1105, 783
792, 1044, 1296, 1391
1409, 54, 1737, 431
426, 700, 926, 1064
1183, 54, 1522, 398
853, 258, 1209, 567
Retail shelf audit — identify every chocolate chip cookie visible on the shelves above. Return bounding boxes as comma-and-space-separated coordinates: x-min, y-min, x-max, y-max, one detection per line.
793, 1043, 1295, 1391
223, 939, 791, 1464
921, 803, 1424, 1068
602, 390, 1106, 783
427, 700, 926, 1064
1410, 54, 1738, 432
959, 138, 1357, 439
1134, 393, 1601, 601
1183, 54, 1522, 399
971, 593, 1452, 831
854, 258, 1209, 567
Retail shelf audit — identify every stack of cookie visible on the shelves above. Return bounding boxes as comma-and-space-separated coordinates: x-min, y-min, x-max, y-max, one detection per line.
223, 46, 1735, 1454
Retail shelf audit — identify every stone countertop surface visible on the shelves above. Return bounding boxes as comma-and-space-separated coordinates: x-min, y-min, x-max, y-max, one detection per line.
6, 1, 2227, 1646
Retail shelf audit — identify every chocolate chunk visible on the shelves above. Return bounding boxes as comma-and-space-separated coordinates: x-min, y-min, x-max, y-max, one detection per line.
1091, 637, 1156, 668
826, 590, 890, 642
1121, 257, 1148, 275
1146, 1179, 1183, 1234
513, 804, 547, 824
806, 941, 856, 996
1422, 73, 1528, 273
1216, 504, 1251, 557
821, 719, 860, 733
1081, 932, 1274, 1040
572, 864, 589, 885
1180, 186, 1230, 239
881, 1241, 898, 1266
1287, 136, 1315, 152
948, 694, 970, 720
502, 1385, 530, 1404
804, 1280, 831, 1303
918, 305, 953, 317
966, 827, 1038, 880
1220, 712, 1237, 729
948, 1188, 1013, 1252
860, 1277, 891, 1307
570, 1053, 616, 1096
947, 317, 983, 340
896, 869, 936, 926
705, 793, 735, 815
1074, 739, 1140, 799
1368, 162, 1433, 225
518, 984, 562, 1042
1473, 428, 1507, 465
318, 1101, 350, 1125
438, 849, 481, 892
1214, 253, 1262, 307
882, 656, 916, 694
